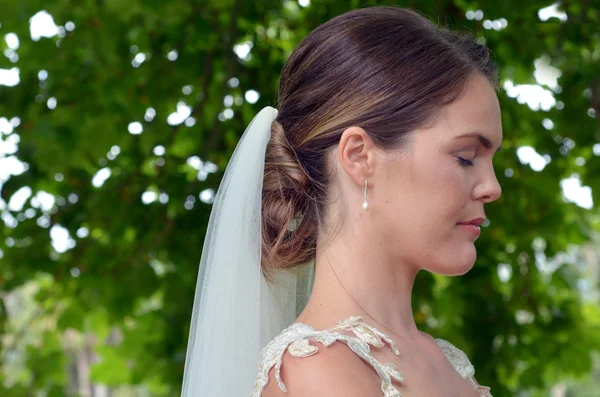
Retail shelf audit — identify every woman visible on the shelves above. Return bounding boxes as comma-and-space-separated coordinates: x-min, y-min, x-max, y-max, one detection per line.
182, 6, 502, 397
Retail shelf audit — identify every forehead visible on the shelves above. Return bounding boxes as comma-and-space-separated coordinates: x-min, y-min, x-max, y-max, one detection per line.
436, 75, 503, 144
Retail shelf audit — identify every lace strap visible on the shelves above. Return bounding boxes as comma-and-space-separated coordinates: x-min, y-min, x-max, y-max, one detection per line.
435, 339, 492, 397
251, 316, 406, 397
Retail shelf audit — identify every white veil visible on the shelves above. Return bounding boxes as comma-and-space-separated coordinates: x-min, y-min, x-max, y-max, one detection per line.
180, 106, 314, 396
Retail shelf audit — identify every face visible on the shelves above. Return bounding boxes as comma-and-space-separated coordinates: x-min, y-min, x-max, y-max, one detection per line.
373, 74, 503, 275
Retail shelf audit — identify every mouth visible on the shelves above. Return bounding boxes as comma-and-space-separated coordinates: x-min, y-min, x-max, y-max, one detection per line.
456, 218, 484, 237
457, 217, 485, 227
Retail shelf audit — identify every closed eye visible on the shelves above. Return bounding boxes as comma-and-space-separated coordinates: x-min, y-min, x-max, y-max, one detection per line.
458, 157, 474, 167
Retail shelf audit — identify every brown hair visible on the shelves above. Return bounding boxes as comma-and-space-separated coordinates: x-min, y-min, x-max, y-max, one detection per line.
261, 6, 498, 278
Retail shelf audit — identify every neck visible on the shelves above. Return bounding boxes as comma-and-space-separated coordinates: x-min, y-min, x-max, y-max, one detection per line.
299, 225, 421, 341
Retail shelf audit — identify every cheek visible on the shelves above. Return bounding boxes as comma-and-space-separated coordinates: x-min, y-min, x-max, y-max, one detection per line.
415, 159, 469, 216
376, 165, 443, 237
375, 155, 471, 241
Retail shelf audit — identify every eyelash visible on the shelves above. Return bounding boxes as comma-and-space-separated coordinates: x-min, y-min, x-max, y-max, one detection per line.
458, 157, 474, 167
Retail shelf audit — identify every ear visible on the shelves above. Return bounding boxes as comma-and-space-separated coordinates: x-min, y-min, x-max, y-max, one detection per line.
336, 126, 377, 188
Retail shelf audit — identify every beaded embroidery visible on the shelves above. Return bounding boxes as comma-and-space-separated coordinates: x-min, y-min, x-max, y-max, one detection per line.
250, 316, 492, 397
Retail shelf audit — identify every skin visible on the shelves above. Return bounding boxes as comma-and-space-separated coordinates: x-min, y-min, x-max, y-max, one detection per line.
264, 74, 503, 396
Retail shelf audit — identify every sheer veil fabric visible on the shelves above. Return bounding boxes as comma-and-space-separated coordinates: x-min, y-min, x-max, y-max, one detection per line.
181, 107, 314, 396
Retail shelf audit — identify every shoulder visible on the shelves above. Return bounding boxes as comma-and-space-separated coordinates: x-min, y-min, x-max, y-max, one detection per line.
261, 340, 381, 397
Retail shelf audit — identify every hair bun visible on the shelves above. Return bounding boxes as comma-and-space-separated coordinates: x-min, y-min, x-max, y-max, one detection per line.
264, 120, 309, 190
261, 120, 316, 279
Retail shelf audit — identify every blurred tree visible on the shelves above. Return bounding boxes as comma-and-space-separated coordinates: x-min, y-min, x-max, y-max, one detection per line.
555, 352, 600, 397
0, 0, 599, 396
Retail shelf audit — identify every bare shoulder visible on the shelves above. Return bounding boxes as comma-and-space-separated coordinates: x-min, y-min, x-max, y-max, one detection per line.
261, 340, 382, 397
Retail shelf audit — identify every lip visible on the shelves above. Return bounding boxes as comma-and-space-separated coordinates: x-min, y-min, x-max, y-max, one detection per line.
456, 217, 485, 237
456, 223, 481, 236
458, 217, 485, 227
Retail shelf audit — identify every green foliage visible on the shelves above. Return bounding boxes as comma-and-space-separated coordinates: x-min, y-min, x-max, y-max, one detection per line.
0, 0, 599, 396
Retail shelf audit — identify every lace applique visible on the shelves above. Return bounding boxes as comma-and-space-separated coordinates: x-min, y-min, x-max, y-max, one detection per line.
251, 316, 492, 397
436, 339, 492, 397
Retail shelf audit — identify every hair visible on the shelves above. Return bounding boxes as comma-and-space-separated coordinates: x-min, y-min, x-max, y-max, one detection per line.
261, 6, 498, 279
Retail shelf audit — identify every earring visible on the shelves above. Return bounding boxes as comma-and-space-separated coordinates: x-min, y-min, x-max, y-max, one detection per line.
362, 179, 369, 211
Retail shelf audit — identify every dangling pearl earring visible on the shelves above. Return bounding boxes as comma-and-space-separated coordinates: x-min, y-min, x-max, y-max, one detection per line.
362, 179, 369, 211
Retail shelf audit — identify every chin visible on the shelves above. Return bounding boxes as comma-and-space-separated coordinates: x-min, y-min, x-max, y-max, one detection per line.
430, 246, 477, 276
454, 246, 478, 275
454, 260, 476, 275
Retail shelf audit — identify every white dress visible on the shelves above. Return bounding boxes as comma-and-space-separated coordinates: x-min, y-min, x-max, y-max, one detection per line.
251, 316, 492, 397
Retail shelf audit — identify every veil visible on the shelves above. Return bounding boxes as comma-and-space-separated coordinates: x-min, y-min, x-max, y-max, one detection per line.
180, 106, 314, 396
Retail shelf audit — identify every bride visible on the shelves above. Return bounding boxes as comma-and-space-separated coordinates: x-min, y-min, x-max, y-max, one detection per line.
181, 6, 502, 397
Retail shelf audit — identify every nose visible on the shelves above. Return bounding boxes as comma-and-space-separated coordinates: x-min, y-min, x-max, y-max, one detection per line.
474, 164, 502, 203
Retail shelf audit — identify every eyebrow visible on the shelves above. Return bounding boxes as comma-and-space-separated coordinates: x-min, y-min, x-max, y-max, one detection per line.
456, 132, 502, 153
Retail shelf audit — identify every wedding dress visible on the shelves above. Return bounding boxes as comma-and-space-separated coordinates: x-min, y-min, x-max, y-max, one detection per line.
250, 315, 492, 397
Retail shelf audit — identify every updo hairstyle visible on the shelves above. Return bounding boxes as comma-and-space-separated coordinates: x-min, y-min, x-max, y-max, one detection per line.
261, 6, 498, 279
